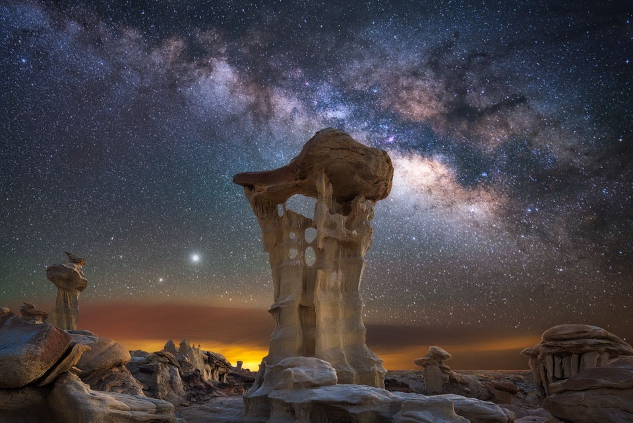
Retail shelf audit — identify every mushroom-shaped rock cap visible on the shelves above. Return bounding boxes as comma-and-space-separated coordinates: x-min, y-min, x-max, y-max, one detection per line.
542, 324, 630, 345
427, 346, 452, 360
46, 264, 88, 292
233, 128, 393, 204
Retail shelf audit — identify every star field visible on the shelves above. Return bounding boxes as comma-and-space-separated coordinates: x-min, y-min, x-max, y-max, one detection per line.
1, 0, 632, 344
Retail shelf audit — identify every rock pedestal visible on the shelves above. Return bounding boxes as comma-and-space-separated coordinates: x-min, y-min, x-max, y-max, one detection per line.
234, 128, 393, 415
46, 252, 88, 330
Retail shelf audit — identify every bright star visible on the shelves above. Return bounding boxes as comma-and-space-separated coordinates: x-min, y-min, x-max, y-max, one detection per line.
191, 254, 200, 262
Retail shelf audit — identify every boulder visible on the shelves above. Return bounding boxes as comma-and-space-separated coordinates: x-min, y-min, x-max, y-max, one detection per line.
276, 356, 338, 390
69, 330, 131, 374
486, 380, 519, 405
268, 385, 515, 423
36, 342, 91, 387
0, 312, 72, 388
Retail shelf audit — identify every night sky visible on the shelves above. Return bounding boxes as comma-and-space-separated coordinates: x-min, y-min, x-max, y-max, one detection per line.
1, 0, 632, 370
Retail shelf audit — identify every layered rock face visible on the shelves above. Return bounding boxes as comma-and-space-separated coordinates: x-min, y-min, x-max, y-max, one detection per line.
521, 324, 633, 396
127, 350, 187, 405
46, 252, 88, 330
234, 129, 392, 398
543, 356, 633, 423
70, 330, 144, 396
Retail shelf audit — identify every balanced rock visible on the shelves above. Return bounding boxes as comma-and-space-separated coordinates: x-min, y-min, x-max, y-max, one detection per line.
521, 324, 633, 396
46, 252, 88, 330
234, 129, 392, 416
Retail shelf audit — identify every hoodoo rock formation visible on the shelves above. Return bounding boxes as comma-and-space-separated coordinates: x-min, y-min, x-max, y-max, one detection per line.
234, 128, 393, 414
522, 324, 633, 422
521, 324, 633, 397
46, 252, 88, 330
414, 346, 459, 395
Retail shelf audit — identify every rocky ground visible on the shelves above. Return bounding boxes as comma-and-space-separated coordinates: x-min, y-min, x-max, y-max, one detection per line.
176, 368, 553, 423
3, 309, 632, 422
387, 369, 554, 422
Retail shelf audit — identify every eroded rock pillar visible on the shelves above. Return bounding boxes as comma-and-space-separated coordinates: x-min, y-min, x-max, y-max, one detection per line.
46, 252, 88, 330
234, 128, 393, 412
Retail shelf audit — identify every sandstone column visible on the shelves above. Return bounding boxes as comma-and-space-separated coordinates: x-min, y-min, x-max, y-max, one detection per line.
234, 128, 393, 400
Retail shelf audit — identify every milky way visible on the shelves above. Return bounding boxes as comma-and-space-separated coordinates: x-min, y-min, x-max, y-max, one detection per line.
1, 1, 632, 343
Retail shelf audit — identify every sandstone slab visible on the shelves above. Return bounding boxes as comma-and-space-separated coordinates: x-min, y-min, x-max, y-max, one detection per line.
0, 313, 72, 388
49, 372, 181, 423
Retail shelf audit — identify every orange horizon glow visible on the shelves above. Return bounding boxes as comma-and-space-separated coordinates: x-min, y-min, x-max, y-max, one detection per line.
118, 338, 268, 372
8, 300, 541, 371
